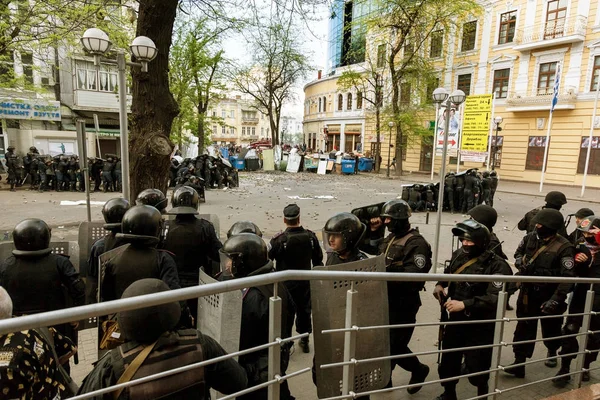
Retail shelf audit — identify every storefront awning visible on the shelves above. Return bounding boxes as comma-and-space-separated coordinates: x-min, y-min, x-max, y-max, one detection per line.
63, 124, 121, 137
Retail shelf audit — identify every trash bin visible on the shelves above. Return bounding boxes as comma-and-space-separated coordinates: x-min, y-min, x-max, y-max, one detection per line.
246, 157, 260, 171
341, 159, 356, 174
234, 159, 245, 170
229, 155, 237, 166
220, 148, 229, 159
358, 157, 373, 172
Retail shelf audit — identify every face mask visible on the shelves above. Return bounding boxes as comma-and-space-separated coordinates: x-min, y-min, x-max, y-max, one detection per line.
585, 235, 597, 245
385, 219, 410, 235
461, 244, 484, 256
535, 226, 556, 240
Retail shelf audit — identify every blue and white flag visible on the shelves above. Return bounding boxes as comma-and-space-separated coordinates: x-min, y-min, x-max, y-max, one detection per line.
551, 64, 561, 113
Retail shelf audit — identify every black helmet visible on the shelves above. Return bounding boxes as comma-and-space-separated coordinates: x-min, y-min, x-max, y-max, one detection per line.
544, 191, 567, 208
323, 212, 366, 254
467, 205, 498, 231
577, 215, 600, 232
482, 171, 490, 178
490, 171, 497, 177
169, 186, 199, 215
532, 208, 564, 232
7, 145, 14, 151
220, 233, 268, 277
451, 219, 491, 250
118, 279, 180, 344
227, 221, 263, 238
575, 208, 595, 219
29, 146, 37, 153
101, 198, 130, 230
12, 219, 52, 256
136, 189, 168, 212
117, 205, 163, 245
381, 200, 412, 220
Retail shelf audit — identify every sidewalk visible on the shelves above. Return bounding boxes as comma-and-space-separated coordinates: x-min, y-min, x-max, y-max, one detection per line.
375, 171, 600, 204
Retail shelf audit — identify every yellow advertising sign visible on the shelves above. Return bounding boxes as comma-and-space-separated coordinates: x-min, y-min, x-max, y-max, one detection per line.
461, 94, 493, 152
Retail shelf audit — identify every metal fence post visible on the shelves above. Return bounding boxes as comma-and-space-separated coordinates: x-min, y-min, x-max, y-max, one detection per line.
574, 288, 595, 388
268, 283, 282, 400
489, 284, 507, 399
342, 281, 358, 396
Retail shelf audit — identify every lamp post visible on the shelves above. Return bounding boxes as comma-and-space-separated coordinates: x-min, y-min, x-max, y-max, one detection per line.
80, 28, 158, 201
431, 88, 466, 270
323, 124, 328, 152
492, 116, 503, 171
386, 121, 393, 177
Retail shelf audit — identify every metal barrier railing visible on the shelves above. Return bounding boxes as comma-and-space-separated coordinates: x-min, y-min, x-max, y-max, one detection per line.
1, 270, 600, 399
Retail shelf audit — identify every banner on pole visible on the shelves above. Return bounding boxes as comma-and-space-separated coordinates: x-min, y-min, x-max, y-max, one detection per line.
461, 95, 493, 160
551, 64, 561, 113
436, 106, 461, 156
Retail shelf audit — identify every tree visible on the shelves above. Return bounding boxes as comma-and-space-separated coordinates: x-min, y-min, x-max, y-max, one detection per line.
229, 2, 310, 145
370, 0, 481, 175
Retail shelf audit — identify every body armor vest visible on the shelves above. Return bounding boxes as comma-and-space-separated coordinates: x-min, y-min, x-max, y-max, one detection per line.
278, 231, 314, 271
105, 246, 161, 300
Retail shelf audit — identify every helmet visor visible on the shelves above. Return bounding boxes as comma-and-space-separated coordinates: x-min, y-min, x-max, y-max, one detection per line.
322, 229, 347, 254
219, 249, 242, 277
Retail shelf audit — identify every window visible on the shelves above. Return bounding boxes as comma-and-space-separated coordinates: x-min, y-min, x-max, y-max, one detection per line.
578, 137, 600, 174
76, 60, 121, 92
357, 92, 363, 109
318, 98, 322, 112
461, 21, 477, 52
400, 83, 411, 105
493, 69, 510, 98
323, 96, 326, 112
457, 73, 472, 95
591, 56, 600, 92
213, 125, 217, 135
498, 11, 517, 44
377, 44, 386, 68
537, 62, 557, 95
222, 126, 226, 134
21, 53, 33, 85
338, 94, 343, 111
491, 136, 504, 168
251, 127, 256, 136
404, 38, 414, 58
261, 127, 264, 136
242, 127, 246, 135
430, 30, 443, 58
221, 110, 226, 118
545, 0, 567, 39
230, 127, 235, 135
230, 110, 235, 118
526, 136, 548, 170
347, 93, 352, 110
76, 60, 97, 90
0, 49, 14, 82
212, 110, 216, 117
99, 64, 118, 92
425, 78, 440, 104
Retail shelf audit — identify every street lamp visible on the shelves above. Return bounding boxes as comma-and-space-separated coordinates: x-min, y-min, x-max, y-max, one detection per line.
80, 28, 158, 201
323, 124, 328, 152
386, 121, 394, 177
431, 88, 466, 270
492, 116, 503, 171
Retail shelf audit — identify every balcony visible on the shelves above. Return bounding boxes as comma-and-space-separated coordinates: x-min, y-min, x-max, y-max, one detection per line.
242, 117, 259, 124
73, 90, 132, 112
505, 88, 577, 112
513, 15, 587, 51
241, 135, 259, 141
211, 134, 236, 141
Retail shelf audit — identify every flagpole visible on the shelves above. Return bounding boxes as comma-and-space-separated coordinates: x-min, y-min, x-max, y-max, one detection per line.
431, 103, 439, 181
486, 92, 497, 171
539, 64, 561, 193
581, 78, 600, 197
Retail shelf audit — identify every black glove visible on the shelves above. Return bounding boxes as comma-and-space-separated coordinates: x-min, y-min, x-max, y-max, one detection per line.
541, 299, 560, 315
514, 258, 523, 272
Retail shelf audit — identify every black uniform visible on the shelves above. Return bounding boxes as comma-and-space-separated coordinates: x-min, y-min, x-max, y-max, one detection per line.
444, 174, 456, 212
489, 231, 508, 259
379, 229, 432, 374
239, 262, 295, 400
518, 207, 569, 238
455, 174, 465, 213
512, 233, 575, 360
100, 245, 181, 302
101, 159, 115, 192
78, 329, 247, 399
463, 173, 479, 212
56, 158, 68, 191
114, 159, 122, 192
437, 249, 512, 391
481, 176, 491, 205
269, 227, 323, 335
91, 158, 103, 191
5, 150, 19, 190
489, 175, 498, 207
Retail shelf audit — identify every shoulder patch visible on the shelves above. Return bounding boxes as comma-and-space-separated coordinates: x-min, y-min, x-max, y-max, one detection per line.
272, 231, 284, 239
561, 257, 575, 270
414, 254, 427, 269
492, 281, 503, 289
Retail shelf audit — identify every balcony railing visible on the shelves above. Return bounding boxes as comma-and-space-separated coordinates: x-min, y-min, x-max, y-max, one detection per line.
506, 88, 577, 111
242, 117, 259, 124
514, 15, 587, 51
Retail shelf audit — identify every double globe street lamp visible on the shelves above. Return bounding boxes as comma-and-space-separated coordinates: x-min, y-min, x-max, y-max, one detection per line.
431, 88, 466, 270
80, 28, 158, 201
492, 116, 503, 171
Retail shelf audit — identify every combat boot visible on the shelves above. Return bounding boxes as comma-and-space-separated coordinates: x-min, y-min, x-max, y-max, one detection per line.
582, 370, 590, 381
552, 365, 571, 387
434, 388, 457, 400
504, 358, 525, 378
545, 350, 558, 368
299, 337, 310, 353
407, 362, 429, 394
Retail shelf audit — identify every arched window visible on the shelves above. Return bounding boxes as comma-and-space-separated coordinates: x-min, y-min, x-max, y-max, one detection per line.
323, 96, 326, 112
357, 92, 363, 109
338, 94, 343, 111
347, 93, 353, 110
318, 97, 322, 112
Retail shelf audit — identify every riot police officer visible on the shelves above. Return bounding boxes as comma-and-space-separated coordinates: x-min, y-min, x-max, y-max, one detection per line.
489, 171, 499, 207
136, 188, 168, 214
5, 145, 19, 191
268, 204, 323, 353
554, 215, 600, 386
505, 209, 575, 378
101, 155, 115, 192
0, 218, 85, 372
67, 156, 78, 191
78, 279, 248, 398
567, 207, 595, 245
481, 171, 492, 205
433, 220, 512, 400
518, 191, 568, 237
113, 156, 122, 192
164, 186, 222, 315
323, 212, 368, 265
220, 233, 295, 400
91, 158, 103, 191
444, 172, 456, 213
56, 156, 68, 191
467, 205, 507, 259
463, 169, 479, 213
227, 221, 263, 238
366, 200, 431, 393
100, 205, 181, 302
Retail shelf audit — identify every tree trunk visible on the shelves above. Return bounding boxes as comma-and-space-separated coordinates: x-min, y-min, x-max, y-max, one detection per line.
197, 111, 206, 154
129, 0, 179, 200
375, 106, 381, 173
390, 68, 402, 176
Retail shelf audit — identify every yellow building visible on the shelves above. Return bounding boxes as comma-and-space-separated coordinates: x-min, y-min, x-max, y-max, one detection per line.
303, 0, 600, 187
208, 96, 271, 146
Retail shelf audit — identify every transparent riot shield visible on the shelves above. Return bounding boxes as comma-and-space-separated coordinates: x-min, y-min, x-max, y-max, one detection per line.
311, 254, 390, 398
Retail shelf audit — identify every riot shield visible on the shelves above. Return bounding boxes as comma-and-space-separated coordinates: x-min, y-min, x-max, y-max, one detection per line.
77, 221, 105, 278
198, 270, 242, 356
351, 203, 386, 255
311, 255, 390, 398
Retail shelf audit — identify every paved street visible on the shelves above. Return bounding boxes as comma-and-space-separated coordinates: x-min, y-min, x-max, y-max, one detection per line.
1, 170, 598, 399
